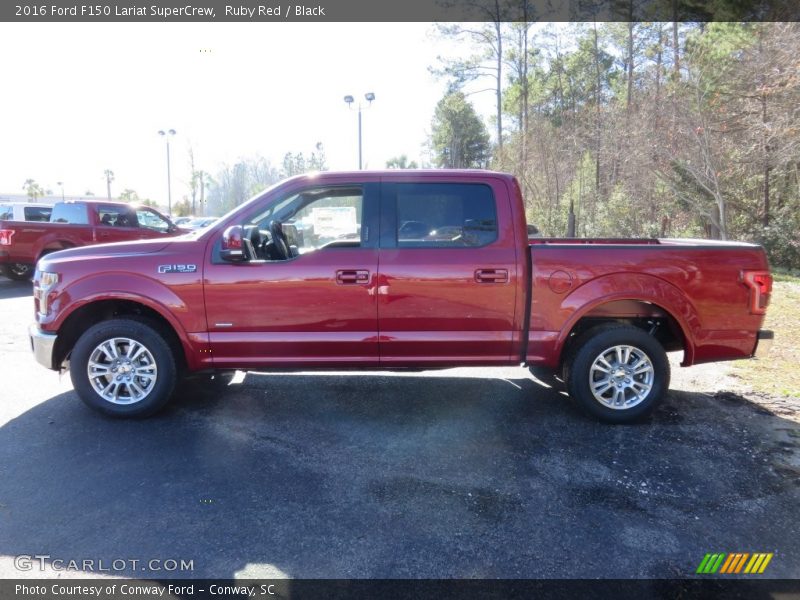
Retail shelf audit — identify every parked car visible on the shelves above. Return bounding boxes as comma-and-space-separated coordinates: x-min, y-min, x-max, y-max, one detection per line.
29, 170, 773, 423
0, 200, 185, 280
184, 217, 217, 230
172, 216, 194, 226
0, 202, 53, 223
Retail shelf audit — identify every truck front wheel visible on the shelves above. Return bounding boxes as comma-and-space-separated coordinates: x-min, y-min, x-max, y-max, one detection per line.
70, 318, 177, 418
564, 324, 670, 423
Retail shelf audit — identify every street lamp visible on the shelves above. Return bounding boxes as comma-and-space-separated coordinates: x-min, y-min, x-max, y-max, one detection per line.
56, 181, 65, 201
158, 129, 177, 215
343, 92, 375, 170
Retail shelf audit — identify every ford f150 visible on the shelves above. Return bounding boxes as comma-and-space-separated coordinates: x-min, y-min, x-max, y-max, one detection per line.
28, 170, 774, 422
0, 199, 183, 280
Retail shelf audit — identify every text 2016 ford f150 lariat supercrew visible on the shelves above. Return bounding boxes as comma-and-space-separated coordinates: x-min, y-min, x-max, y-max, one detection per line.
28, 171, 774, 423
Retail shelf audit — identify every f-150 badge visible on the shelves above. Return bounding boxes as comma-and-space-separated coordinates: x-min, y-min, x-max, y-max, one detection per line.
158, 264, 197, 274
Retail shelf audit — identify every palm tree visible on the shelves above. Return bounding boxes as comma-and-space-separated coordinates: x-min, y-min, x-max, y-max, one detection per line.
23, 179, 44, 201
104, 169, 115, 200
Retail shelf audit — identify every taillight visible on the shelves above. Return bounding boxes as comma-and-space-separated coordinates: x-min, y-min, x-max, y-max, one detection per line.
742, 270, 772, 315
0, 229, 14, 245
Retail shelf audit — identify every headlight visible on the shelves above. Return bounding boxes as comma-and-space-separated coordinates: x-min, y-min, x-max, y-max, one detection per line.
34, 271, 59, 316
38, 271, 59, 289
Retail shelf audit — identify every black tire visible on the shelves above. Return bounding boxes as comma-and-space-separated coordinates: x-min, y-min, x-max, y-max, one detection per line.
564, 324, 670, 423
70, 318, 177, 418
2, 263, 33, 281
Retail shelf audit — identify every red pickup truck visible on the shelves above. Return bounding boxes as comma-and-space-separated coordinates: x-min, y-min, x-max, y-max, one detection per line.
28, 170, 774, 423
0, 199, 182, 280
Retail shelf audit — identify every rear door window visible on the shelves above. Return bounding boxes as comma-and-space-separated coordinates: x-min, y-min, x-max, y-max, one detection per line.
50, 203, 89, 224
393, 183, 497, 248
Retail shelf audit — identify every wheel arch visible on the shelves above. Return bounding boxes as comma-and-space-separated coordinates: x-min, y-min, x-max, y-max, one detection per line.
37, 241, 75, 262
53, 296, 192, 372
555, 273, 701, 368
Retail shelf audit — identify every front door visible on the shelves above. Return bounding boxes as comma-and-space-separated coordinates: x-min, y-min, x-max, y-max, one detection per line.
95, 204, 164, 243
204, 181, 380, 369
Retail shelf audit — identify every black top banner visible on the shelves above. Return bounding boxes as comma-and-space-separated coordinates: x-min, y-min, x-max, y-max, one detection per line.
2, 0, 799, 22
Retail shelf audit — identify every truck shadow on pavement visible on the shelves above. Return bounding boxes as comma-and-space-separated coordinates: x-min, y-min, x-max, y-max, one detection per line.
0, 278, 32, 300
1, 371, 798, 580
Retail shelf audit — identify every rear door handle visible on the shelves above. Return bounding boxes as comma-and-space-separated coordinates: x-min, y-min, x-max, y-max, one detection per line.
475, 269, 508, 283
336, 269, 370, 285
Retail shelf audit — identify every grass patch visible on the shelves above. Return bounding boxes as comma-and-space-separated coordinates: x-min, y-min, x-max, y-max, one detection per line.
772, 269, 800, 284
732, 281, 800, 398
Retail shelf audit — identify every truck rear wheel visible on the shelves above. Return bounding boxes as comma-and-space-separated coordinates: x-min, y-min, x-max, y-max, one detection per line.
2, 263, 33, 281
564, 324, 670, 423
70, 318, 177, 418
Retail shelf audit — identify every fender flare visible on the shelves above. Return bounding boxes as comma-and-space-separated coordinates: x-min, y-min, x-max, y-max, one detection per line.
51, 272, 197, 366
33, 234, 84, 263
37, 241, 75, 262
555, 272, 701, 366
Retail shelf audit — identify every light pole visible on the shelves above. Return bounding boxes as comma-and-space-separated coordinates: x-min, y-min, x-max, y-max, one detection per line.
158, 129, 176, 215
344, 92, 375, 170
57, 181, 65, 201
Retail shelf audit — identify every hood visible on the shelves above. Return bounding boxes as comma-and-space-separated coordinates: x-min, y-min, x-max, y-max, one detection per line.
37, 237, 182, 271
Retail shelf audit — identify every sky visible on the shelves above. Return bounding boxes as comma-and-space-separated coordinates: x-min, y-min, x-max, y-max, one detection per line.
0, 22, 497, 209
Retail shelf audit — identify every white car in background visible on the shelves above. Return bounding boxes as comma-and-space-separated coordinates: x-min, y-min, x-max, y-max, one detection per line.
0, 202, 53, 223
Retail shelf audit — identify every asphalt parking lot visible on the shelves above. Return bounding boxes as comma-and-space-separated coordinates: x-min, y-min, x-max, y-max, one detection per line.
1, 276, 799, 580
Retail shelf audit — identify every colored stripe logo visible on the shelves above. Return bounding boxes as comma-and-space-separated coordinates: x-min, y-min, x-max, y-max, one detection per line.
696, 553, 773, 574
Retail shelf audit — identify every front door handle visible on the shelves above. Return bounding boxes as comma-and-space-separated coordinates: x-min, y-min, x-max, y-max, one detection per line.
475, 269, 508, 283
336, 269, 370, 285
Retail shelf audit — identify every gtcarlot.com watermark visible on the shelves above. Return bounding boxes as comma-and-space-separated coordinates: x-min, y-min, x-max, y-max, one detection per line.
14, 554, 194, 573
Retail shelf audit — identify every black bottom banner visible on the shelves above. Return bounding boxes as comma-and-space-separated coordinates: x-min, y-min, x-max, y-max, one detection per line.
3, 579, 800, 600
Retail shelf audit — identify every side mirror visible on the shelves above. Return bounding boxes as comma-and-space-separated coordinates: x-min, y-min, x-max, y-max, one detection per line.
220, 225, 247, 262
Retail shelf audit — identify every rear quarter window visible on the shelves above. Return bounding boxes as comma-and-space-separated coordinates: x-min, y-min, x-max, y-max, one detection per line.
24, 206, 52, 222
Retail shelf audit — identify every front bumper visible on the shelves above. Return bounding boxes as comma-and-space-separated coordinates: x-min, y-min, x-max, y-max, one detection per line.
753, 329, 774, 358
29, 324, 58, 370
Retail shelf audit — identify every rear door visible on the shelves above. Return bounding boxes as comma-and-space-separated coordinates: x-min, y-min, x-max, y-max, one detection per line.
377, 177, 519, 367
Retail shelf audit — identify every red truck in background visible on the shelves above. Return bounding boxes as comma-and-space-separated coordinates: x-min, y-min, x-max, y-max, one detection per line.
28, 170, 774, 423
0, 200, 183, 280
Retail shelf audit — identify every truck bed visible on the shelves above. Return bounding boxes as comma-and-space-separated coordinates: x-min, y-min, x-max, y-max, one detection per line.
527, 238, 770, 368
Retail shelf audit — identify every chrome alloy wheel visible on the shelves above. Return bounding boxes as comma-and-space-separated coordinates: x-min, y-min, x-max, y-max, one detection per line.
589, 344, 654, 410
86, 338, 158, 405
10, 263, 31, 277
